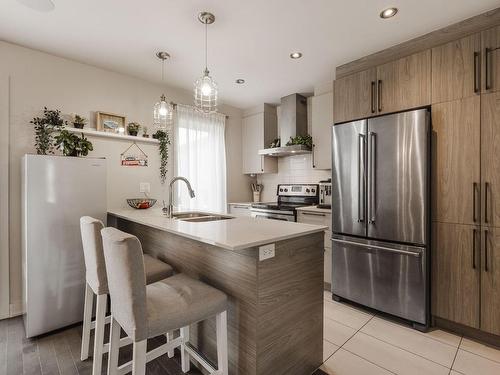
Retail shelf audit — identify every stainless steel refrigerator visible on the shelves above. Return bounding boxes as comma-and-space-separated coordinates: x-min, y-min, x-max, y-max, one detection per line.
22, 154, 107, 337
331, 108, 430, 329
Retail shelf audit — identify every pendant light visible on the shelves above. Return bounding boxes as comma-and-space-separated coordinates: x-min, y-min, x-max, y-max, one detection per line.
153, 51, 174, 129
194, 12, 218, 113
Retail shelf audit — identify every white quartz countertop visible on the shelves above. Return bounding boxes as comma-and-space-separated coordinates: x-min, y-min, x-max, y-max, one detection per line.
108, 208, 327, 251
296, 205, 332, 214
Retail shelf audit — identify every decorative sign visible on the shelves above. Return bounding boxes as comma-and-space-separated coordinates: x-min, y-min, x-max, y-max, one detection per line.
120, 143, 148, 167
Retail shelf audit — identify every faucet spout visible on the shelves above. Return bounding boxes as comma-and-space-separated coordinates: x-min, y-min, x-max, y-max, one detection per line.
163, 176, 196, 218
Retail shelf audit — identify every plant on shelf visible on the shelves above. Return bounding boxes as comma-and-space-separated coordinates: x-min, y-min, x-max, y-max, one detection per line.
285, 134, 313, 149
54, 130, 93, 157
72, 114, 87, 129
30, 107, 67, 154
152, 129, 171, 184
142, 126, 150, 138
127, 122, 141, 136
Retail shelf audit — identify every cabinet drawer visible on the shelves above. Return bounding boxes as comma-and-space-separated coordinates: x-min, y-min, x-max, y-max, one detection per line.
228, 205, 252, 217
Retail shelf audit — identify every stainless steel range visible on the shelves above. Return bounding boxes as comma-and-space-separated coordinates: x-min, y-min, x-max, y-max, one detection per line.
250, 184, 319, 222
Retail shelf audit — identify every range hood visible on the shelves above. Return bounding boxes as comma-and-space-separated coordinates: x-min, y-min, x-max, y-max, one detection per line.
258, 93, 311, 157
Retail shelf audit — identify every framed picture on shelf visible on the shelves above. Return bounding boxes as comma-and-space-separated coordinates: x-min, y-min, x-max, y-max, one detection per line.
96, 111, 126, 133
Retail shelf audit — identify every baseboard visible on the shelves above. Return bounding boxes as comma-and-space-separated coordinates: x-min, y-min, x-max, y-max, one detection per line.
433, 316, 500, 348
9, 300, 23, 317
323, 282, 331, 292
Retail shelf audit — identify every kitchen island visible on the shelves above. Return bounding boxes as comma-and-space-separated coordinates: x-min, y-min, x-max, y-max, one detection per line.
107, 208, 326, 375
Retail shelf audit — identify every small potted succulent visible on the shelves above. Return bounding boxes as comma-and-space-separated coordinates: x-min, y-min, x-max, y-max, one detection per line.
127, 122, 141, 136
72, 114, 87, 129
142, 126, 150, 138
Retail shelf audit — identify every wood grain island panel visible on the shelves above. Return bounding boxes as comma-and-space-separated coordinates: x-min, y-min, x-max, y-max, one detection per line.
109, 214, 324, 375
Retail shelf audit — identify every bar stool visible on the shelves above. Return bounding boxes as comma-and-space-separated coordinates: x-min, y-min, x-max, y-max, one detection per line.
79, 216, 175, 375
101, 227, 229, 375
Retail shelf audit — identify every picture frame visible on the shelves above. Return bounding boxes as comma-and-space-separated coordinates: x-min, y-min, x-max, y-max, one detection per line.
96, 111, 127, 133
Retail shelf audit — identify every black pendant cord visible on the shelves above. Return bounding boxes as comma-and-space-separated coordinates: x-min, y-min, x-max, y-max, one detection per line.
205, 20, 208, 72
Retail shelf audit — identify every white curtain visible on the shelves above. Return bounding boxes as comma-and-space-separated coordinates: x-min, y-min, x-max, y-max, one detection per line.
174, 104, 227, 213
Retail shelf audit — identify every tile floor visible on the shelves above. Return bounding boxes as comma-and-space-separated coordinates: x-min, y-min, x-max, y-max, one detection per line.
320, 291, 500, 375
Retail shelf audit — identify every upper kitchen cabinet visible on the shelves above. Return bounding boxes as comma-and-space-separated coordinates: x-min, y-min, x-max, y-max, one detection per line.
333, 68, 376, 123
242, 104, 278, 174
432, 33, 481, 103
376, 50, 431, 114
482, 25, 500, 94
311, 91, 333, 169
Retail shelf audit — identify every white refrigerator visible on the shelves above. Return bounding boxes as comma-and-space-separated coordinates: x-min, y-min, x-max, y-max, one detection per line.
22, 154, 106, 337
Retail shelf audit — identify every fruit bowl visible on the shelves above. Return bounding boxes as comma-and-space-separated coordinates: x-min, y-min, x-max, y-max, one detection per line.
126, 198, 157, 209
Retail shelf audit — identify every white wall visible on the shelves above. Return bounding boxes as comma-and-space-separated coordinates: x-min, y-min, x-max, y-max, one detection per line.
256, 154, 330, 201
0, 40, 252, 312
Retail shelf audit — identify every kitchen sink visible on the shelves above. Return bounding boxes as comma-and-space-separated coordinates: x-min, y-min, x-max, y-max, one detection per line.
180, 215, 233, 222
171, 212, 211, 219
170, 211, 234, 222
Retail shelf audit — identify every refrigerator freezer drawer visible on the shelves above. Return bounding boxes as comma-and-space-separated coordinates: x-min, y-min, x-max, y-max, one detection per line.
332, 235, 428, 325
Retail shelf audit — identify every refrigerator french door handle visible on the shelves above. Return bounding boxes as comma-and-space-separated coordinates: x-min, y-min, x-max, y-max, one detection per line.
358, 134, 365, 223
369, 132, 376, 224
331, 238, 422, 257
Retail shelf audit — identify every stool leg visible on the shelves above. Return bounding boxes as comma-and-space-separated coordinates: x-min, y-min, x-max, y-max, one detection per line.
132, 340, 147, 375
180, 326, 190, 373
216, 311, 229, 375
92, 294, 107, 375
166, 331, 174, 358
107, 317, 121, 375
80, 283, 94, 361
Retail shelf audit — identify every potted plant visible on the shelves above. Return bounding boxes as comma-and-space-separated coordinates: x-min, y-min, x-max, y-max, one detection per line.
30, 107, 67, 155
142, 126, 150, 138
127, 122, 141, 136
285, 134, 313, 149
152, 130, 171, 183
73, 114, 87, 129
55, 130, 93, 157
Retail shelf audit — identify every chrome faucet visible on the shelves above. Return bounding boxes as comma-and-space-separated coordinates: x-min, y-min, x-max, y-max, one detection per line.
163, 176, 195, 218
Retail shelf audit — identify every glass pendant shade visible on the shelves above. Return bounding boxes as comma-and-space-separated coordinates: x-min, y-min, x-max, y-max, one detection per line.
153, 94, 173, 129
194, 69, 218, 114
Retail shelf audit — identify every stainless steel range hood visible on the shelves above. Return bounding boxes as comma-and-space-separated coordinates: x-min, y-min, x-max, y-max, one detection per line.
258, 93, 311, 157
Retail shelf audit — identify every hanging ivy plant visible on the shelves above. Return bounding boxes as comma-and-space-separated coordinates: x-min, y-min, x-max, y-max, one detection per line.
152, 130, 171, 184
30, 107, 67, 154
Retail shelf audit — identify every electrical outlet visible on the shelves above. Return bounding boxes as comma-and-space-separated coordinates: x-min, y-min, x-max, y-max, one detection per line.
139, 182, 150, 193
259, 244, 275, 261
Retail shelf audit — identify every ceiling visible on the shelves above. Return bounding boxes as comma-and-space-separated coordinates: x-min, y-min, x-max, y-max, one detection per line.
1, 0, 499, 109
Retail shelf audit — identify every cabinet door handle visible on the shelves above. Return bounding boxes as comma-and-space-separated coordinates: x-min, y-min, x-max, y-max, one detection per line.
484, 229, 489, 272
485, 47, 491, 90
302, 212, 326, 217
473, 182, 478, 223
474, 51, 480, 93
377, 80, 382, 112
312, 144, 316, 168
472, 228, 477, 269
371, 81, 376, 113
261, 156, 264, 172
485, 182, 489, 224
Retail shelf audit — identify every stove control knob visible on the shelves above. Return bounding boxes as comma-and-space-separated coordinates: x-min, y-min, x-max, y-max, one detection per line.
279, 188, 283, 192
306, 188, 310, 193
311, 189, 315, 193
284, 188, 288, 192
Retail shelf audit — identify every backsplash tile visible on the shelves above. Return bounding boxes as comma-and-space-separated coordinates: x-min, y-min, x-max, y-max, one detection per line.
257, 154, 330, 201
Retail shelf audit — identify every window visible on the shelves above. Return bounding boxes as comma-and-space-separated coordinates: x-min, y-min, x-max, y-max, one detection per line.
175, 105, 227, 212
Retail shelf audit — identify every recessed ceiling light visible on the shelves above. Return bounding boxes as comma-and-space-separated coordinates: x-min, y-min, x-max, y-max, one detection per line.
235, 79, 245, 84
290, 52, 303, 59
380, 7, 398, 19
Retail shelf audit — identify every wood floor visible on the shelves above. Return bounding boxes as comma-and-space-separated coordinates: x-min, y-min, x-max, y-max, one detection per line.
0, 317, 327, 375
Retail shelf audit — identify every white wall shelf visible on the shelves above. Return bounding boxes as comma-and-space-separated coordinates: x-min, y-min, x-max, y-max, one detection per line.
67, 128, 159, 144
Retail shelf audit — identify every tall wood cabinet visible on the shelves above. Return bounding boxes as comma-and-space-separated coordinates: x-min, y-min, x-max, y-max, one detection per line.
431, 29, 500, 337
333, 50, 431, 124
482, 25, 500, 94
